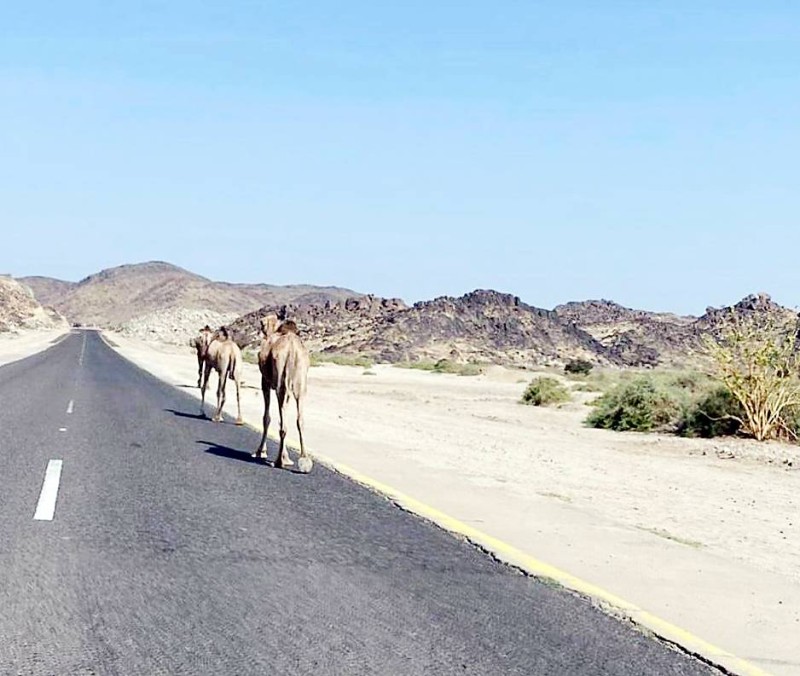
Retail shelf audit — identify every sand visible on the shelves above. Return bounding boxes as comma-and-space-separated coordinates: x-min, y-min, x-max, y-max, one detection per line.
0, 327, 69, 367
5, 328, 799, 675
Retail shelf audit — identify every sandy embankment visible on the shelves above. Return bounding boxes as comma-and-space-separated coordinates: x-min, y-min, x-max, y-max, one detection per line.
4, 328, 798, 674
0, 327, 69, 367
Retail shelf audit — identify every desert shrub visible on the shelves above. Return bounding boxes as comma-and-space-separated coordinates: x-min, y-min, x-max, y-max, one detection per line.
242, 350, 259, 365
580, 368, 628, 393
394, 359, 484, 376
703, 310, 800, 440
521, 377, 571, 406
586, 377, 682, 432
434, 359, 484, 376
680, 386, 743, 438
664, 370, 714, 394
394, 361, 437, 371
310, 352, 373, 368
572, 382, 600, 393
564, 359, 594, 376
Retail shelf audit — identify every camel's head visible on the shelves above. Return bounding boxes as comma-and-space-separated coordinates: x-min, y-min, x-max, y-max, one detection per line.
260, 314, 280, 338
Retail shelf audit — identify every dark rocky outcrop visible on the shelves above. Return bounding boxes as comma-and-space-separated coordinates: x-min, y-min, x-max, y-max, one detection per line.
232, 289, 614, 367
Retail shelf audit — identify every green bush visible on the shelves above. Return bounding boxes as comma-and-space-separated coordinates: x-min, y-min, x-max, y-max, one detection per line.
572, 382, 600, 393
241, 349, 259, 365
394, 361, 437, 371
434, 359, 484, 376
521, 377, 571, 407
680, 386, 743, 438
564, 359, 594, 376
586, 377, 682, 432
664, 370, 714, 394
394, 359, 484, 376
310, 353, 374, 368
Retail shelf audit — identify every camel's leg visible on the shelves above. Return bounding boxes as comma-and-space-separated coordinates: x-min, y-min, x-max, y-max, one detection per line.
214, 360, 227, 423
234, 375, 243, 425
295, 395, 313, 474
274, 386, 294, 469
253, 377, 271, 459
196, 354, 203, 388
200, 361, 213, 416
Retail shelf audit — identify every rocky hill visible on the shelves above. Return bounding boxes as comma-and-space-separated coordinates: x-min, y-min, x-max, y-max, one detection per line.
554, 293, 799, 368
0, 276, 67, 332
226, 290, 799, 369
695, 292, 798, 332
553, 300, 699, 367
17, 259, 799, 369
18, 276, 77, 309
231, 290, 614, 367
21, 262, 360, 327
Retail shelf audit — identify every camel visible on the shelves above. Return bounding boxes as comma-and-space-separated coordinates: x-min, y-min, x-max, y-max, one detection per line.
191, 325, 214, 388
198, 326, 244, 425
252, 314, 312, 473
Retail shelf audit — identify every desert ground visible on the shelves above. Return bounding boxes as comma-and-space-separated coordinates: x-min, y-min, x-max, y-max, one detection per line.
3, 327, 799, 674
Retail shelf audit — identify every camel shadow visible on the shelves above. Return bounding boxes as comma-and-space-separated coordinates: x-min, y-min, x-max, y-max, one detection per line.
165, 408, 208, 421
198, 440, 306, 473
198, 440, 264, 464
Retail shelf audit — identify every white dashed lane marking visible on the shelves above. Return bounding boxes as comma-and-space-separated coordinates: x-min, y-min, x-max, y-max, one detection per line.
67, 400, 73, 414
33, 460, 63, 521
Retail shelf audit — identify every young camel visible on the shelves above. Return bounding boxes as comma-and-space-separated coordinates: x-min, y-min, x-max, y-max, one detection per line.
191, 325, 213, 388
252, 314, 312, 473
199, 326, 244, 425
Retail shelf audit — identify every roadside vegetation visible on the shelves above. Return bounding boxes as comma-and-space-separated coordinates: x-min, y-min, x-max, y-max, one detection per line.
520, 377, 571, 407
580, 311, 800, 441
564, 358, 594, 376
702, 310, 800, 441
310, 352, 374, 368
394, 359, 485, 376
582, 371, 746, 436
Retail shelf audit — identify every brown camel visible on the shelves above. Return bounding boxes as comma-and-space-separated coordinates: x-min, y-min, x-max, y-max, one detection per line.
199, 326, 244, 425
191, 325, 214, 388
252, 314, 312, 472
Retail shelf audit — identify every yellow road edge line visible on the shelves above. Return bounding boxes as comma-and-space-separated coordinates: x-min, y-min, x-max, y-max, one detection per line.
102, 340, 771, 676
258, 426, 772, 676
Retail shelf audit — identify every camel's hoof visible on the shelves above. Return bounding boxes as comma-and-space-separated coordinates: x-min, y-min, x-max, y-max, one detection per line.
235, 418, 244, 426
297, 457, 313, 474
212, 416, 222, 423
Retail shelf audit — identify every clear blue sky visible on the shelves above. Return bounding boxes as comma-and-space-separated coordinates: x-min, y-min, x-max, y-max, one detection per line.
2, 2, 798, 314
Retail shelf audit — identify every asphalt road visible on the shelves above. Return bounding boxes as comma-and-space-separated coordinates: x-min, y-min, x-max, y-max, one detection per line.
0, 331, 719, 675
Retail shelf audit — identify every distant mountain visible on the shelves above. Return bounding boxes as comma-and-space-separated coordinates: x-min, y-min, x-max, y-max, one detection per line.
0, 276, 67, 332
229, 290, 799, 368
20, 261, 360, 327
231, 290, 614, 367
19, 276, 77, 309
553, 299, 698, 367
18, 261, 798, 369
694, 292, 798, 332
554, 293, 799, 368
